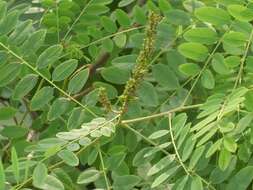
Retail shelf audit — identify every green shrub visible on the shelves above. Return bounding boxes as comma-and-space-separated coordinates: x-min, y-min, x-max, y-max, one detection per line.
1, 0, 253, 190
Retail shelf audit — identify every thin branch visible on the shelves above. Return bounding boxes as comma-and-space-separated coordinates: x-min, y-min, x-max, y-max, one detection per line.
98, 146, 111, 190
69, 64, 90, 79
181, 26, 232, 107
62, 0, 95, 41
73, 86, 94, 99
233, 29, 253, 89
89, 52, 110, 75
180, 39, 223, 106
168, 114, 215, 189
123, 124, 170, 155
215, 29, 253, 122
80, 26, 144, 50
59, 26, 144, 60
121, 104, 202, 124
123, 124, 216, 190
168, 114, 190, 175
13, 116, 18, 125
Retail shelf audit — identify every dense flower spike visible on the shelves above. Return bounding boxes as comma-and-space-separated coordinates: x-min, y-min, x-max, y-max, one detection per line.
98, 87, 112, 113
120, 12, 162, 114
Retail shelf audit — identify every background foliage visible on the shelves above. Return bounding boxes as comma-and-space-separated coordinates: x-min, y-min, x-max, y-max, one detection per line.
1, 0, 253, 189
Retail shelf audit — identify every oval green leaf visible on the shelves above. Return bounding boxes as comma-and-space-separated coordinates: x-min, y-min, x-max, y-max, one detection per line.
37, 45, 63, 69
195, 7, 231, 26
13, 74, 38, 100
52, 59, 78, 81
183, 27, 218, 44
77, 169, 100, 184
68, 68, 89, 94
57, 149, 79, 167
178, 42, 208, 61
30, 86, 54, 111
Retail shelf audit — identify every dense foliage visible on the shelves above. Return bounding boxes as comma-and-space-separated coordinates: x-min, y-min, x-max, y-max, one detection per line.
1, 0, 253, 189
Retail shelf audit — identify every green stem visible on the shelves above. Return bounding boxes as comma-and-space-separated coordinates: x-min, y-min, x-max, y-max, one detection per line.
80, 26, 144, 50
180, 26, 232, 107
121, 104, 202, 124
181, 40, 223, 107
168, 114, 190, 175
62, 0, 95, 41
123, 124, 216, 190
98, 146, 111, 190
216, 29, 253, 122
60, 25, 144, 60
233, 29, 253, 89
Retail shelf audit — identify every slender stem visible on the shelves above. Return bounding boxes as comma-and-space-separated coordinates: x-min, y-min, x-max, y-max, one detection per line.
180, 26, 232, 107
123, 124, 169, 155
168, 114, 190, 175
59, 25, 144, 60
62, 0, 95, 41
233, 29, 253, 89
123, 124, 216, 190
80, 26, 144, 50
73, 86, 94, 99
98, 146, 111, 190
121, 104, 202, 124
0, 42, 97, 117
181, 39, 223, 106
216, 29, 253, 122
